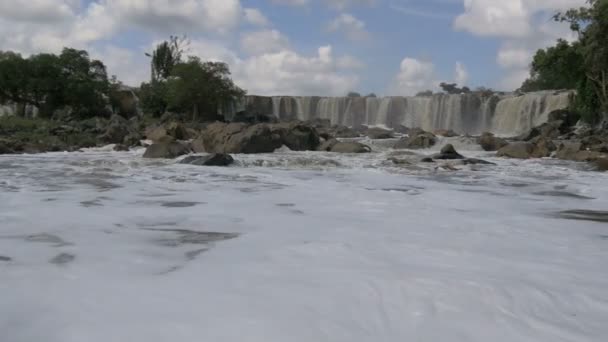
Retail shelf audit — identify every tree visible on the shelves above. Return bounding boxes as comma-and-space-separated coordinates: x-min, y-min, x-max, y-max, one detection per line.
365, 93, 377, 98
519, 39, 584, 92
439, 82, 470, 95
416, 90, 433, 97
347, 91, 361, 97
146, 35, 188, 82
166, 57, 245, 121
521, 0, 608, 122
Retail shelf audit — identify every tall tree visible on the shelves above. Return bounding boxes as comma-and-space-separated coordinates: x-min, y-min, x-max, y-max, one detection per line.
146, 35, 188, 82
166, 57, 245, 121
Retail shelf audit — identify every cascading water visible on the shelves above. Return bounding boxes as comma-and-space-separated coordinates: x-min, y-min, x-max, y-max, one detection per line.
240, 90, 573, 136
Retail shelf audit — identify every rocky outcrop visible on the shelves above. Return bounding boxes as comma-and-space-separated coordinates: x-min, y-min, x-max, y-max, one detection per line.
556, 141, 608, 162
143, 141, 190, 159
478, 132, 508, 151
99, 115, 139, 145
199, 122, 320, 154
394, 128, 436, 149
330, 142, 371, 153
145, 122, 193, 143
317, 138, 339, 152
594, 158, 608, 171
433, 129, 458, 137
180, 154, 234, 166
497, 142, 536, 159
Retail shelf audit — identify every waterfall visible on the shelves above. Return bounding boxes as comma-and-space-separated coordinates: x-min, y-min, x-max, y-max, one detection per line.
238, 90, 573, 136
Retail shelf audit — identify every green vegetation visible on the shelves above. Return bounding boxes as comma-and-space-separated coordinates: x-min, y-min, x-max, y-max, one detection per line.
521, 0, 608, 123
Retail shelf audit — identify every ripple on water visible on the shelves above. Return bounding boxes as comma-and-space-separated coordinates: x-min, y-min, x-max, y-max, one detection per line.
555, 210, 608, 223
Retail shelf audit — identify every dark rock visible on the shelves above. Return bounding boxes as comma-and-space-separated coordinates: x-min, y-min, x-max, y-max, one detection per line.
548, 109, 580, 127
463, 158, 496, 165
497, 142, 535, 159
517, 120, 567, 142
272, 122, 321, 151
330, 142, 371, 153
180, 154, 234, 166
113, 144, 129, 152
318, 138, 339, 152
432, 144, 465, 160
331, 125, 360, 138
594, 158, 608, 171
123, 132, 142, 147
394, 129, 436, 149
367, 127, 394, 139
143, 141, 190, 159
420, 157, 435, 163
530, 137, 556, 158
49, 253, 75, 265
99, 115, 134, 144
231, 110, 278, 124
0, 256, 11, 262
388, 157, 411, 165
394, 125, 410, 134
478, 132, 508, 151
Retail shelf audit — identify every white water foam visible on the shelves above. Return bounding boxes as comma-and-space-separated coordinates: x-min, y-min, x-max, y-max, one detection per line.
1, 148, 607, 342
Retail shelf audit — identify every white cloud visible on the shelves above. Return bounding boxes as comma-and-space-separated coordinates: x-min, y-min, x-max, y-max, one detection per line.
0, 0, 77, 23
240, 30, 289, 55
244, 8, 270, 27
392, 58, 438, 95
327, 13, 370, 41
337, 55, 365, 69
455, 62, 469, 86
270, 0, 375, 9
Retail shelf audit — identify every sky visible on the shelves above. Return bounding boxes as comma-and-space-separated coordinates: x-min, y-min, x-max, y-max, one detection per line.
0, 0, 586, 96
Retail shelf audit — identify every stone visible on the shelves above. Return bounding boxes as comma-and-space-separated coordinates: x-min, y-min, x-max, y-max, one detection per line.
143, 141, 190, 159
497, 142, 535, 159
99, 115, 133, 144
145, 125, 168, 142
530, 137, 556, 158
432, 144, 465, 160
478, 132, 508, 151
394, 129, 436, 149
420, 157, 435, 163
594, 158, 608, 171
113, 144, 129, 152
548, 109, 580, 127
433, 129, 458, 137
317, 138, 339, 152
330, 142, 372, 153
463, 158, 496, 165
367, 127, 394, 139
180, 154, 234, 166
191, 136, 206, 153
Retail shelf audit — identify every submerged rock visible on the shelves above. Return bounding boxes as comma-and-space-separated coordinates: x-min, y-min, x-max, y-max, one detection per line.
180, 154, 234, 166
478, 132, 508, 151
330, 142, 371, 153
113, 144, 129, 152
593, 158, 608, 171
318, 138, 339, 152
433, 129, 458, 137
143, 141, 190, 159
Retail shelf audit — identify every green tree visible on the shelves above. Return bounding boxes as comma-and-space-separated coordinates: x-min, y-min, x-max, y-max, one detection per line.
139, 81, 169, 116
347, 91, 361, 97
146, 35, 188, 82
166, 57, 245, 121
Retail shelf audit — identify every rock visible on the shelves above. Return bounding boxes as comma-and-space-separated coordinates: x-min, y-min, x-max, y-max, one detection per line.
463, 158, 496, 165
388, 157, 411, 165
478, 132, 508, 151
432, 144, 465, 160
530, 137, 556, 158
330, 142, 371, 153
143, 141, 190, 159
191, 136, 206, 153
318, 138, 339, 152
145, 125, 168, 142
497, 142, 535, 159
548, 109, 580, 127
367, 127, 394, 139
434, 129, 458, 137
113, 144, 129, 151
123, 132, 142, 147
420, 157, 435, 163
180, 154, 234, 166
231, 110, 278, 124
394, 129, 436, 149
556, 141, 584, 160
99, 115, 133, 144
518, 120, 567, 141
0, 256, 11, 262
594, 158, 608, 171
165, 122, 191, 140
394, 125, 410, 134
201, 122, 319, 154
331, 125, 360, 138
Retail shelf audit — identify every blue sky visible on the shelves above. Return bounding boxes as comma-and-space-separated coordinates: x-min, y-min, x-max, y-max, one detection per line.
0, 0, 585, 96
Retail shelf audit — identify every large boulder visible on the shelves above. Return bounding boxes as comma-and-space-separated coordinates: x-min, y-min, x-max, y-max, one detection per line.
317, 138, 339, 152
594, 158, 608, 171
99, 115, 135, 144
394, 129, 436, 149
330, 142, 371, 153
478, 132, 508, 151
143, 141, 190, 159
432, 144, 464, 160
367, 127, 394, 139
497, 142, 535, 159
200, 122, 320, 154
548, 109, 580, 127
180, 154, 234, 166
530, 137, 556, 158
331, 125, 360, 138
556, 141, 607, 162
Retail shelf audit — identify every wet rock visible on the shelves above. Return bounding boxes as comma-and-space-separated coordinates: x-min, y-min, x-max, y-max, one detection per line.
548, 109, 580, 127
331, 125, 360, 138
317, 138, 339, 152
556, 142, 607, 162
394, 129, 436, 149
497, 142, 535, 159
201, 122, 320, 154
388, 157, 411, 165
190, 136, 206, 153
556, 209, 608, 223
594, 158, 608, 171
433, 129, 458, 137
99, 115, 135, 144
143, 141, 190, 159
463, 158, 496, 165
145, 125, 168, 142
517, 120, 567, 142
330, 142, 371, 153
394, 125, 410, 134
0, 256, 11, 262
432, 144, 464, 160
113, 144, 129, 152
180, 154, 234, 166
478, 132, 508, 151
420, 157, 435, 163
49, 253, 75, 265
367, 127, 394, 139
530, 136, 556, 158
